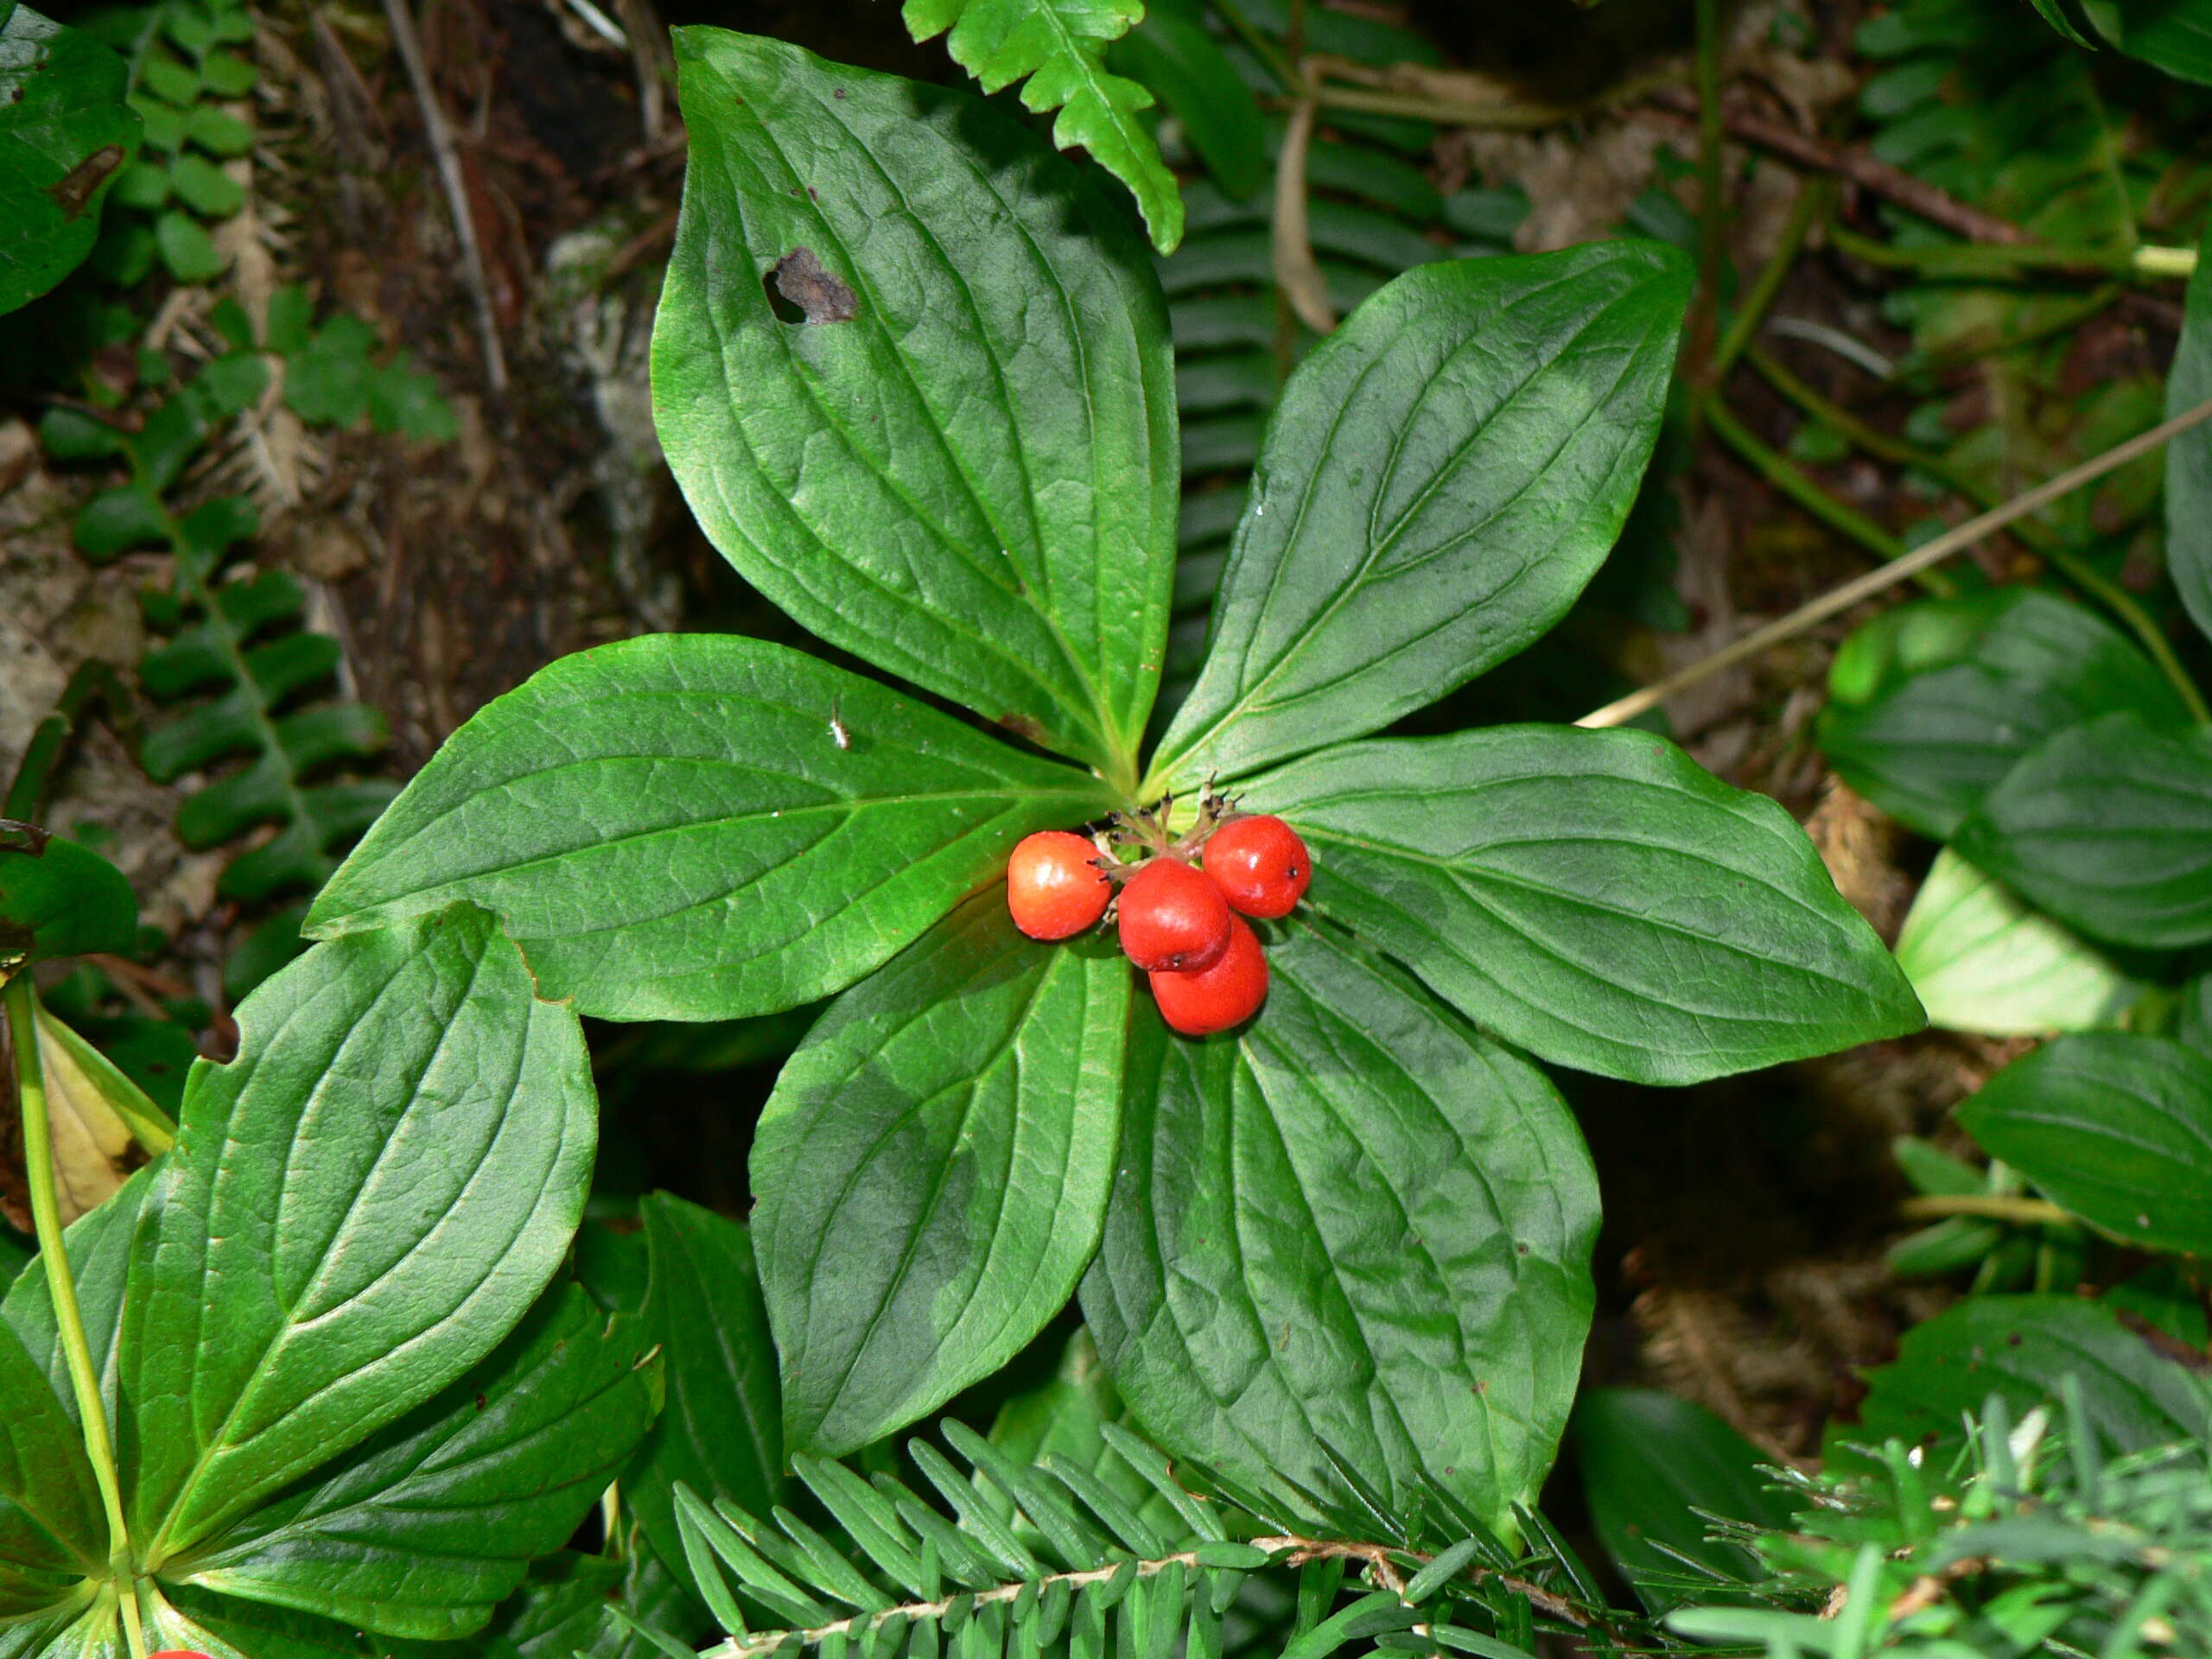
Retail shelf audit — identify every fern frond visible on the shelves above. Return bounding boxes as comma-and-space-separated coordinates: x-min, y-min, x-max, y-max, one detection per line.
897, 0, 1183, 252
671, 1422, 1628, 1659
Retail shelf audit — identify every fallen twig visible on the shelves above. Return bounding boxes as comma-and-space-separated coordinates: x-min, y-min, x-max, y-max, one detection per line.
378, 0, 509, 394
1577, 396, 2212, 729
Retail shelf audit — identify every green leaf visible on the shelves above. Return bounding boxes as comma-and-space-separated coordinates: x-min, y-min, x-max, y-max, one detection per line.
1827, 1294, 2212, 1474
172, 1281, 661, 1640
154, 207, 223, 279
0, 5, 138, 315
303, 634, 1113, 1020
118, 904, 598, 1563
756, 893, 1128, 1455
1820, 590, 2197, 839
1147, 243, 1691, 788
145, 1582, 392, 1659
1571, 1389, 1793, 1611
1, 1166, 155, 1437
2085, 0, 2212, 81
1955, 711, 2212, 949
168, 150, 242, 215
0, 1314, 103, 1614
1956, 1033, 2212, 1256
898, 0, 1182, 250
656, 30, 1177, 781
626, 1193, 784, 1605
1111, 11, 1265, 202
2168, 214, 2212, 645
0, 835, 137, 963
1895, 849, 2148, 1036
989, 1328, 1179, 1542
1082, 919, 1599, 1537
1242, 726, 1923, 1085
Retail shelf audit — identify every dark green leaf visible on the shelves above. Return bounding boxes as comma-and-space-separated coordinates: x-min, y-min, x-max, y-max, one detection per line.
1083, 919, 1599, 1536
118, 904, 597, 1563
1957, 1033, 2212, 1255
1571, 1389, 1792, 1611
1, 1167, 153, 1438
2091, 0, 2212, 81
1894, 849, 2146, 1036
302, 634, 1112, 1021
656, 30, 1176, 781
2171, 216, 2212, 645
1955, 711, 2212, 949
626, 1193, 783, 1604
145, 1582, 391, 1659
756, 894, 1128, 1455
896, 0, 1182, 250
0, 836, 137, 963
1112, 11, 1265, 201
1243, 726, 1923, 1084
0, 1314, 102, 1614
1820, 590, 2195, 838
1147, 243, 1690, 787
171, 1281, 660, 1639
1827, 1294, 2212, 1473
0, 5, 138, 315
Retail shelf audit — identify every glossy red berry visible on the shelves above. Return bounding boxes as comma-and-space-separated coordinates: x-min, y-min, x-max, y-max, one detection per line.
1203, 815, 1312, 918
1150, 915, 1267, 1035
1006, 830, 1111, 940
148, 1651, 214, 1658
1117, 855, 1231, 972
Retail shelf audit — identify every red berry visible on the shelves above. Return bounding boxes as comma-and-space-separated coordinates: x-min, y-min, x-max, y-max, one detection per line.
1203, 815, 1312, 918
148, 1652, 214, 1658
1117, 855, 1231, 972
1006, 830, 1111, 940
1150, 915, 1267, 1035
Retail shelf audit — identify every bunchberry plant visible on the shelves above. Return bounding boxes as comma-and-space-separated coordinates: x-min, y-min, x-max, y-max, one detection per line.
296, 25, 1922, 1547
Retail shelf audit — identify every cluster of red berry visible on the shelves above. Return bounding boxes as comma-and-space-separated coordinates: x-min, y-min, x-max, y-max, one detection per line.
1005, 805, 1311, 1035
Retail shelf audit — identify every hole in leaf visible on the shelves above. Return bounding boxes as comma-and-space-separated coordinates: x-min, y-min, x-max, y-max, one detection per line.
766, 245, 858, 325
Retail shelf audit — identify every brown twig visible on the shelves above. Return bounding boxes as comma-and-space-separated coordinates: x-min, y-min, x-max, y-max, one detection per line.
1577, 396, 2212, 729
1271, 94, 1335, 335
1646, 89, 2028, 246
378, 0, 510, 394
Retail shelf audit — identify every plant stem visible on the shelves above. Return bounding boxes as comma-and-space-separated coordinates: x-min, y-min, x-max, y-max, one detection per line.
1579, 394, 2212, 728
2135, 244, 2196, 279
1745, 344, 2211, 722
1829, 223, 2143, 282
1708, 178, 1827, 387
3, 664, 128, 825
1899, 1194, 2074, 1227
3, 976, 143, 1659
1702, 398, 1958, 598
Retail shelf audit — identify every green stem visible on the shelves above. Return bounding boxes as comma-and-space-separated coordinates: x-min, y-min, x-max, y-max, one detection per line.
1708, 177, 1827, 386
1701, 398, 1958, 598
3, 663, 128, 824
4, 977, 143, 1659
1899, 1193, 2074, 1227
1745, 345, 2211, 721
1830, 223, 2142, 282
